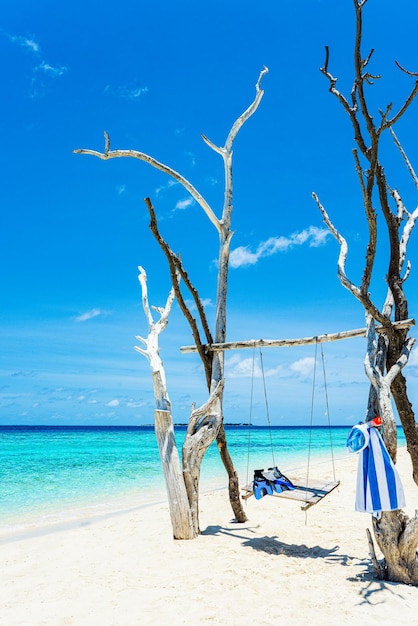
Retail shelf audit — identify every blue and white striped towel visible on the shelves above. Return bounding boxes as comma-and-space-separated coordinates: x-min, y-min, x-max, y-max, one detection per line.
346, 422, 406, 517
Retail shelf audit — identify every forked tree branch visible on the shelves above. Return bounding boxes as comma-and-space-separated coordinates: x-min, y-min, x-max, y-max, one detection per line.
74, 139, 221, 233
186, 379, 224, 435
202, 66, 268, 233
144, 197, 213, 388
382, 80, 418, 130
313, 192, 386, 326
353, 1, 377, 149
321, 46, 369, 157
134, 266, 177, 410
320, 1, 418, 331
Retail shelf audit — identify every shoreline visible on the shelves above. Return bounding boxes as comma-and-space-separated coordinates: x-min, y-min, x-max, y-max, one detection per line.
1, 447, 418, 624
1, 448, 348, 544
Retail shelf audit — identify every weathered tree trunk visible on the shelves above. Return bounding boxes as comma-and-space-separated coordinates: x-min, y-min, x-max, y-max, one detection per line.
135, 268, 195, 539
216, 422, 247, 522
362, 318, 418, 584
391, 373, 418, 484
154, 408, 196, 539
372, 511, 418, 584
182, 429, 215, 535
181, 382, 224, 534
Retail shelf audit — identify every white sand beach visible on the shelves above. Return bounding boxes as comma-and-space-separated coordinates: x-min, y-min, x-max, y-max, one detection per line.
1, 449, 418, 625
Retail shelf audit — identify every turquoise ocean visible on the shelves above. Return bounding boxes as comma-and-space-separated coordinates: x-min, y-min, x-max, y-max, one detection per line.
0, 425, 406, 535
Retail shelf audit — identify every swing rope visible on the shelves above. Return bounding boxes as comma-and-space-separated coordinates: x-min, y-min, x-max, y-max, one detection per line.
305, 339, 318, 498
246, 346, 276, 486
259, 348, 276, 468
305, 339, 337, 492
245, 341, 338, 505
245, 343, 257, 488
321, 341, 337, 482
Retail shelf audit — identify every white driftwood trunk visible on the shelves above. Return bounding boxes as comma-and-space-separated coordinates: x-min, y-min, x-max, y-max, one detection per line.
135, 268, 195, 539
154, 408, 196, 539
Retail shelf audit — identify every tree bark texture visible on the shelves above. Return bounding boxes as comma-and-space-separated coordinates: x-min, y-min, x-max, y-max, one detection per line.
154, 409, 196, 539
182, 427, 215, 536
372, 511, 418, 585
216, 422, 247, 522
391, 372, 418, 484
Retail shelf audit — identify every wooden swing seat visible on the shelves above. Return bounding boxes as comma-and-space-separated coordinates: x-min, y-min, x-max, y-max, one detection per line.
241, 477, 340, 511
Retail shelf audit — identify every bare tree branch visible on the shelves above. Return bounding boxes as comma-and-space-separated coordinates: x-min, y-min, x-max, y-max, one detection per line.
386, 336, 416, 385
383, 80, 418, 129
187, 379, 224, 435
134, 266, 177, 411
320, 47, 369, 157
224, 66, 268, 154
144, 198, 213, 388
352, 149, 377, 295
353, 1, 377, 147
395, 60, 418, 77
202, 66, 268, 232
74, 145, 221, 233
313, 192, 388, 326
390, 128, 418, 189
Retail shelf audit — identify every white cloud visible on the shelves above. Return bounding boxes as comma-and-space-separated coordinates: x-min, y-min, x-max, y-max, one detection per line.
185, 297, 213, 312
175, 197, 194, 210
106, 83, 149, 100
11, 35, 40, 53
226, 355, 283, 378
74, 308, 105, 323
129, 87, 148, 98
185, 151, 196, 166
229, 247, 259, 268
409, 348, 418, 367
229, 226, 330, 268
155, 180, 178, 196
37, 61, 67, 77
290, 357, 315, 377
126, 400, 147, 408
5, 31, 68, 98
107, 399, 120, 407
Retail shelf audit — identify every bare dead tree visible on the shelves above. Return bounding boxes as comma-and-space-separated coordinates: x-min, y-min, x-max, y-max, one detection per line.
74, 68, 268, 534
134, 267, 195, 538
313, 0, 418, 584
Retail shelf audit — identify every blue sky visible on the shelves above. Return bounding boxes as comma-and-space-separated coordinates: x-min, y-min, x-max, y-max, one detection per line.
1, 0, 418, 426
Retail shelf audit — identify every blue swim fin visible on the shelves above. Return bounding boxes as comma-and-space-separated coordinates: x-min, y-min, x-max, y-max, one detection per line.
253, 469, 274, 499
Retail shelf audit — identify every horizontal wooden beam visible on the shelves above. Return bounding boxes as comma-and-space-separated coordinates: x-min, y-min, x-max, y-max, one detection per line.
180, 318, 415, 354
